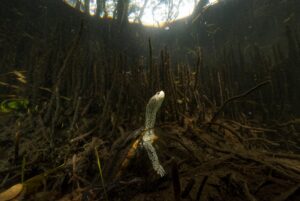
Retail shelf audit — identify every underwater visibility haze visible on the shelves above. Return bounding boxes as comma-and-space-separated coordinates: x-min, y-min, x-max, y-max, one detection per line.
0, 0, 300, 200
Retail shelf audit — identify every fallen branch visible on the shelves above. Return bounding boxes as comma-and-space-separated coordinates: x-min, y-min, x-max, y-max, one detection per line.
210, 80, 271, 123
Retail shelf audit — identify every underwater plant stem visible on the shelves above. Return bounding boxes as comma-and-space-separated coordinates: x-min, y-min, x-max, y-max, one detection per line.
21, 156, 26, 183
69, 96, 81, 133
95, 147, 109, 201
14, 131, 20, 165
195, 176, 208, 201
210, 80, 271, 123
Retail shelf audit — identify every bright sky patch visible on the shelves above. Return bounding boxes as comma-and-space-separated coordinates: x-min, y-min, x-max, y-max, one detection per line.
64, 0, 219, 27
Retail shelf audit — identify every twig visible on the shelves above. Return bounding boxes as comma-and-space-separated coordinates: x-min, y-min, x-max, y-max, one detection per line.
195, 175, 208, 201
69, 128, 97, 143
244, 138, 280, 146
208, 122, 244, 143
181, 178, 195, 198
210, 80, 271, 123
196, 133, 300, 182
226, 120, 277, 133
273, 119, 300, 128
242, 181, 257, 201
69, 96, 82, 132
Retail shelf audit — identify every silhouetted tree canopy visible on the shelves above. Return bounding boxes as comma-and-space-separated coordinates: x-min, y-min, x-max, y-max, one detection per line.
64, 0, 202, 25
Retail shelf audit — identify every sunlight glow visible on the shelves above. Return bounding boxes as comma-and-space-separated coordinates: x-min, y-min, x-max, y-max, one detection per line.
89, 0, 96, 15
137, 0, 197, 26
64, 0, 219, 27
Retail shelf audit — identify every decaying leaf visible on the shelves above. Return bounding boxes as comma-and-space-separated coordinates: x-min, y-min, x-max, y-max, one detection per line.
0, 183, 25, 201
